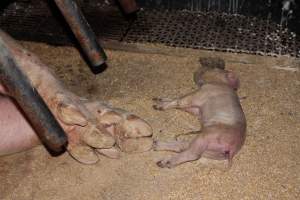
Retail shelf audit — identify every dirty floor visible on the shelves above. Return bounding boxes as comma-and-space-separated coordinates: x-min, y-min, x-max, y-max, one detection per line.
0, 42, 299, 200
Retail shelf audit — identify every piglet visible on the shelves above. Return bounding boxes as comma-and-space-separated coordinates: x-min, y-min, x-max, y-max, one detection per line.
153, 57, 246, 168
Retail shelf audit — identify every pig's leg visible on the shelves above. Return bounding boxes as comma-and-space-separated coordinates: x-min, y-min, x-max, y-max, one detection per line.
152, 97, 177, 110
153, 96, 197, 111
157, 134, 207, 168
0, 93, 114, 163
153, 91, 203, 116
0, 95, 136, 160
153, 140, 189, 152
0, 31, 152, 162
0, 30, 117, 164
154, 131, 200, 152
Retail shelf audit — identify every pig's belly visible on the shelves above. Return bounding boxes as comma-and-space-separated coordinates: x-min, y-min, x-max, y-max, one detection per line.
0, 96, 40, 156
204, 111, 240, 126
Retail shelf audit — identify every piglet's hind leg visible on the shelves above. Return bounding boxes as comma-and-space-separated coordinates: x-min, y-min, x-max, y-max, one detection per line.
157, 134, 208, 168
154, 130, 200, 152
153, 92, 201, 112
153, 140, 189, 153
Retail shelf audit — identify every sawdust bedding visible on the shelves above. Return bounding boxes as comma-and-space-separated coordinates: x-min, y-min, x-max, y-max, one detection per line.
0, 41, 299, 200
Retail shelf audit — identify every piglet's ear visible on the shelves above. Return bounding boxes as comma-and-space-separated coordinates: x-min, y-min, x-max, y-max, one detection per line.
226, 71, 240, 90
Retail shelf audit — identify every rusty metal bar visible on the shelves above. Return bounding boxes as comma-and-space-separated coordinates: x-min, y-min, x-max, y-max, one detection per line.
54, 0, 107, 68
0, 35, 68, 154
117, 0, 139, 15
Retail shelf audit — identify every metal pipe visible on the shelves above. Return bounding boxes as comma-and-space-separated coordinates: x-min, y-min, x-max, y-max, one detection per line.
54, 0, 107, 68
117, 0, 139, 15
0, 36, 68, 154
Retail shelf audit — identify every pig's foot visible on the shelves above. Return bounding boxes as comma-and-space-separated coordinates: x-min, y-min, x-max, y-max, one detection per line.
85, 101, 153, 153
0, 93, 117, 163
152, 97, 176, 110
53, 94, 117, 164
157, 150, 200, 168
153, 140, 189, 153
35, 95, 117, 164
152, 95, 201, 116
67, 145, 99, 164
157, 134, 207, 168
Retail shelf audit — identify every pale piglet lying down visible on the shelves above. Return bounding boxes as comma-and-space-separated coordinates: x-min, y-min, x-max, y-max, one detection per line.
153, 57, 246, 168
0, 30, 153, 164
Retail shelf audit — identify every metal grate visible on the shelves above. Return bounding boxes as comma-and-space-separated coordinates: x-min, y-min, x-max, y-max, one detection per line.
127, 10, 300, 57
0, 1, 299, 57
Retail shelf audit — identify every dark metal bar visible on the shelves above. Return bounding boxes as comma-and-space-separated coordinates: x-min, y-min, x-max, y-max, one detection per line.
0, 36, 68, 154
54, 0, 107, 67
117, 0, 140, 14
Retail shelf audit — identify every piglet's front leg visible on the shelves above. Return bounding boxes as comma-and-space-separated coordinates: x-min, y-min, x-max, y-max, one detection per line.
152, 97, 177, 110
153, 92, 203, 116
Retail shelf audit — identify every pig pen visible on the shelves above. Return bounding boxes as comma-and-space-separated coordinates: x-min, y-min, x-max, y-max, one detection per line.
0, 41, 299, 200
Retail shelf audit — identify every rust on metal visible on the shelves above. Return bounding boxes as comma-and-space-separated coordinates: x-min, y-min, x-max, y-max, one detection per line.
54, 0, 107, 67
